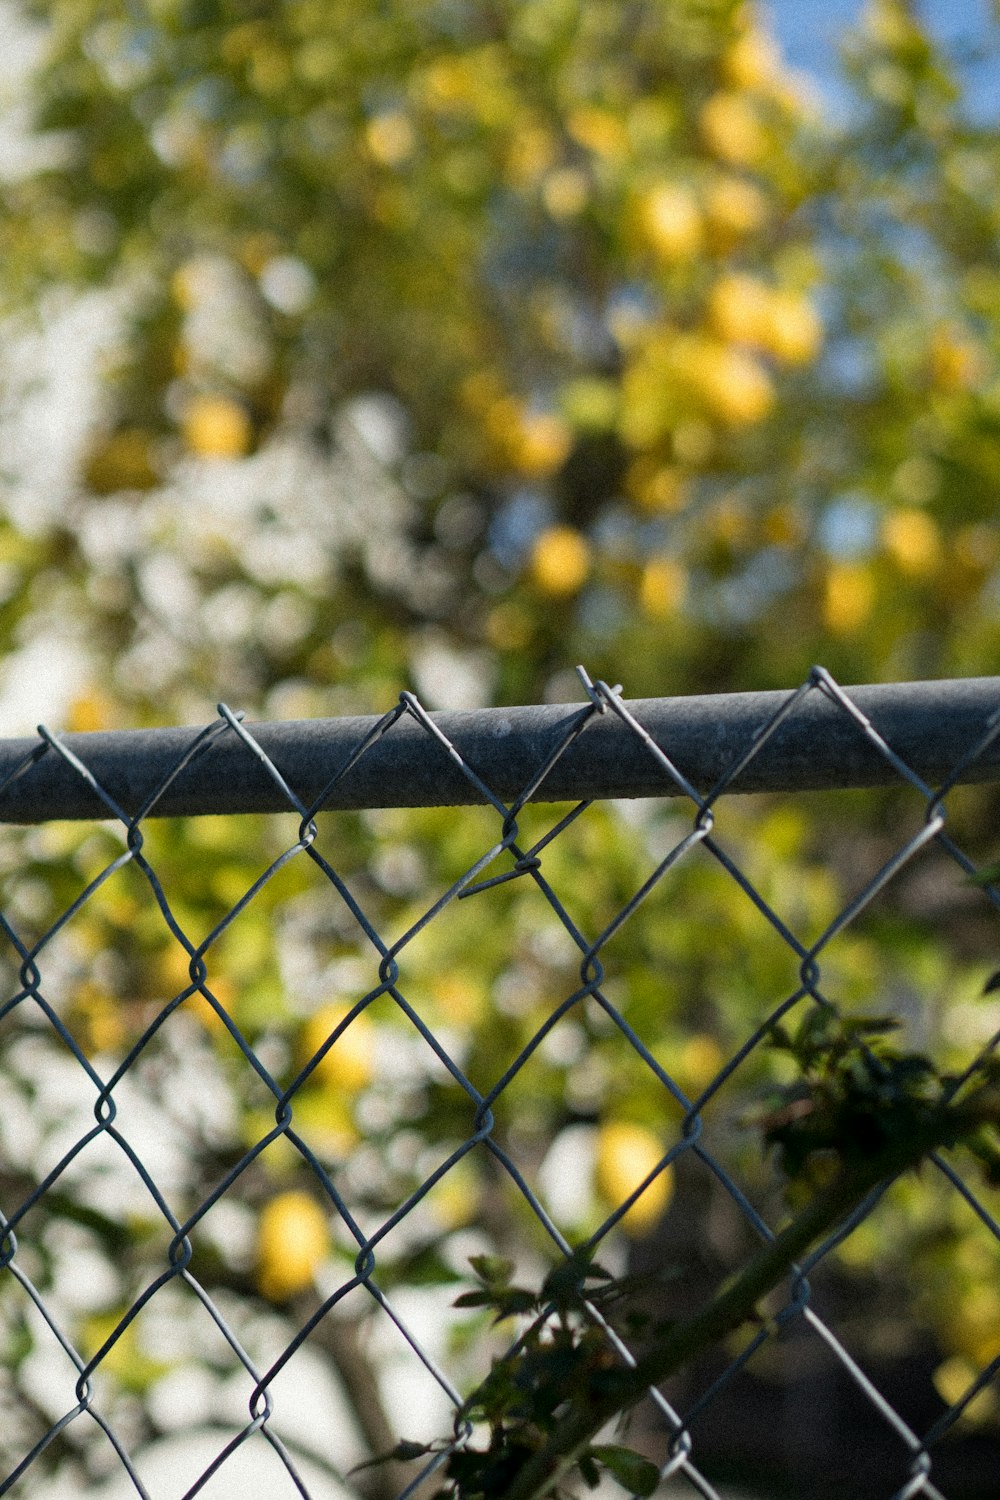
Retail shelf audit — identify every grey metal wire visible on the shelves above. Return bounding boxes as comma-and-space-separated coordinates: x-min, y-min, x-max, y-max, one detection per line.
0, 668, 998, 1499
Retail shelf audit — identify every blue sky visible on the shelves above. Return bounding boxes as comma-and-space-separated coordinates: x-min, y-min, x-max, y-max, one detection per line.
773, 0, 1000, 124
772, 0, 1000, 124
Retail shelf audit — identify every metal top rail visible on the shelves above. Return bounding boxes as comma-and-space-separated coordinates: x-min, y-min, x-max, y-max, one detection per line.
0, 675, 997, 824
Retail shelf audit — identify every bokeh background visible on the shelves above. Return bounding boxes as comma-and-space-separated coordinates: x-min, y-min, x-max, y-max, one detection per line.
1, 1, 1000, 1496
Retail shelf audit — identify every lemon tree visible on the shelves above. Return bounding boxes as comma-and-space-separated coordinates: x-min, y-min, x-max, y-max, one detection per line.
0, 0, 999, 1489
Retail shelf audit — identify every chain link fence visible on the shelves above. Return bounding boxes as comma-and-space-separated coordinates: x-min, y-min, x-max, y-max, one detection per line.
1, 666, 1000, 1500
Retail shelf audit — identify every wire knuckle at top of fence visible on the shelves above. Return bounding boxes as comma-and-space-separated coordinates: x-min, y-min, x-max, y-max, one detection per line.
0, 669, 999, 1500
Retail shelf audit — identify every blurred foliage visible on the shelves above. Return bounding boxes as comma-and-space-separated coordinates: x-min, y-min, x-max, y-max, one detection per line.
418, 1025, 1000, 1500
1, 0, 1000, 1492
4, 0, 1000, 714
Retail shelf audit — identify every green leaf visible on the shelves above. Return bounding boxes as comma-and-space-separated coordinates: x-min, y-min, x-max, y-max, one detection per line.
468, 1254, 515, 1286
348, 1438, 437, 1473
392, 1440, 438, 1462
453, 1290, 495, 1309
844, 1015, 901, 1036
590, 1444, 661, 1496
394, 1243, 464, 1286
492, 1288, 539, 1321
578, 1452, 602, 1488
541, 1253, 612, 1305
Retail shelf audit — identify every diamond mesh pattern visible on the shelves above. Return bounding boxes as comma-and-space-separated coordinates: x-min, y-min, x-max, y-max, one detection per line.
1, 668, 999, 1500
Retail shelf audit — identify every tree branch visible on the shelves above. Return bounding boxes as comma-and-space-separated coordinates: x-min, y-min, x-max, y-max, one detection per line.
494, 1087, 999, 1500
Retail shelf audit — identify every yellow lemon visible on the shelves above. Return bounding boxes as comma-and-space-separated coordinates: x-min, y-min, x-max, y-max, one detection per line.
639, 557, 687, 619
432, 1157, 481, 1230
933, 1355, 996, 1424
300, 1003, 375, 1094
530, 525, 591, 596
171, 259, 200, 310
707, 273, 772, 347
421, 55, 475, 112
67, 690, 114, 733
679, 1033, 725, 1093
629, 462, 689, 514
823, 561, 875, 635
542, 166, 589, 219
366, 111, 415, 167
636, 181, 703, 263
761, 289, 823, 366
882, 508, 939, 578
704, 175, 769, 244
929, 325, 984, 393
182, 395, 252, 458
431, 972, 488, 1026
257, 1190, 331, 1301
595, 1120, 673, 1236
70, 981, 128, 1057
708, 279, 822, 367
722, 29, 783, 93
505, 124, 556, 188
188, 978, 236, 1036
686, 340, 775, 427
947, 1283, 1000, 1366
566, 105, 629, 159
699, 92, 766, 167
514, 413, 573, 477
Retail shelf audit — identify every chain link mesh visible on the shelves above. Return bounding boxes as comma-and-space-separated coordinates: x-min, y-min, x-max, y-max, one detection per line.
1, 667, 1000, 1500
